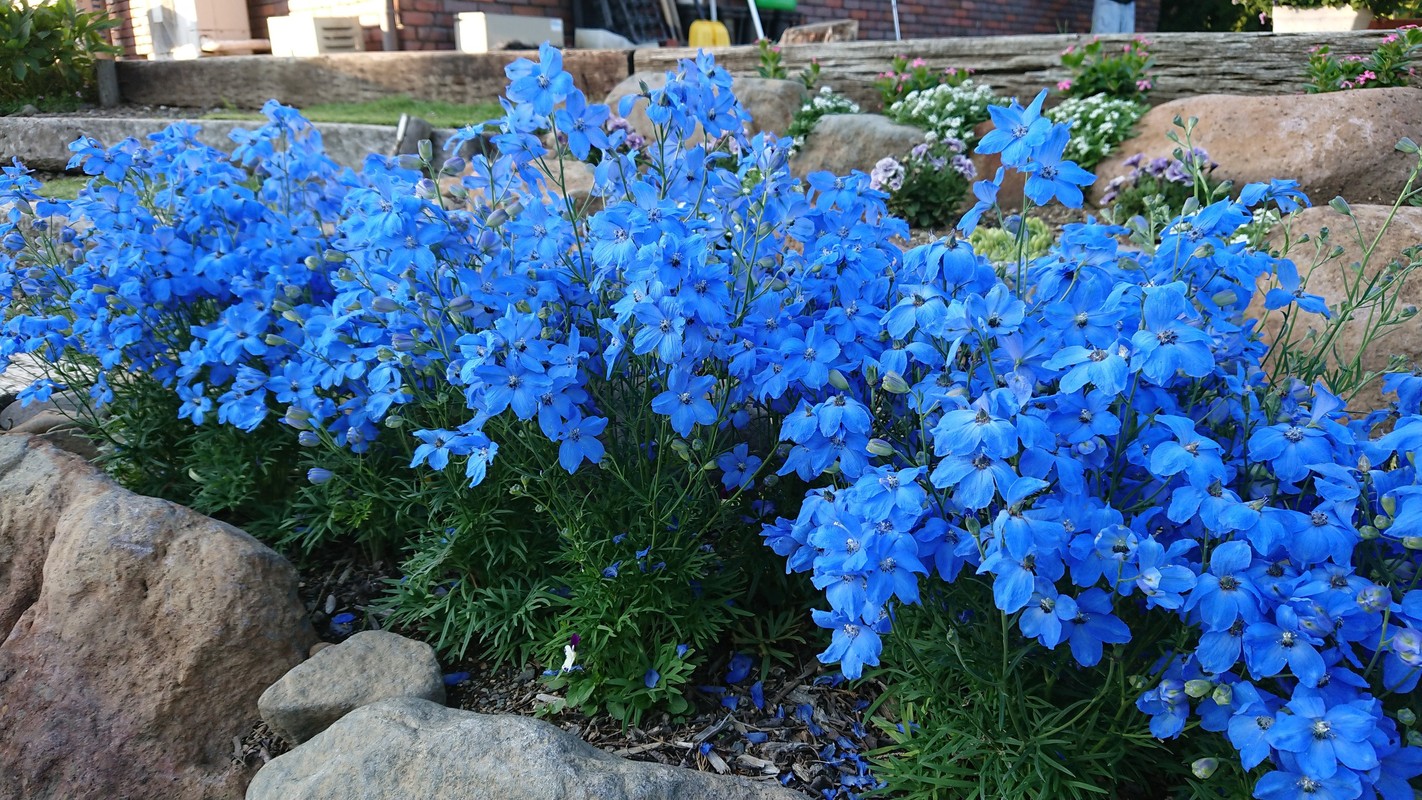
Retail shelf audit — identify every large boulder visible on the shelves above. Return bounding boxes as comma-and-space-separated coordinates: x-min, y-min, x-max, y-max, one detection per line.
1248, 204, 1422, 411
259, 630, 445, 745
1096, 87, 1422, 206
791, 113, 927, 180
605, 72, 809, 140
247, 697, 804, 800
0, 435, 316, 799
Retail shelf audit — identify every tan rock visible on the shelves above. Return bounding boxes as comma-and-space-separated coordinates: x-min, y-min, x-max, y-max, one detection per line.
259, 630, 444, 745
779, 19, 858, 45
1096, 87, 1422, 206
1249, 204, 1422, 411
605, 72, 809, 141
791, 113, 926, 180
0, 435, 316, 799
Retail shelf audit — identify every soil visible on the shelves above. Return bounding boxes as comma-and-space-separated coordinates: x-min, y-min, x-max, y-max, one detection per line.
232, 553, 886, 798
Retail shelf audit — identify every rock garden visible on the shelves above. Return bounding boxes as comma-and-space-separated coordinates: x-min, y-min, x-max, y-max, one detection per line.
4, 4, 1422, 800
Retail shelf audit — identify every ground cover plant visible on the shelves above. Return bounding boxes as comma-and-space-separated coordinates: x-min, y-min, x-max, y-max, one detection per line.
2, 45, 1422, 800
1305, 25, 1422, 93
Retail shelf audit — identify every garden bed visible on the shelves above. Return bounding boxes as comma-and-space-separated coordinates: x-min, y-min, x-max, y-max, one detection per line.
4, 33, 1422, 800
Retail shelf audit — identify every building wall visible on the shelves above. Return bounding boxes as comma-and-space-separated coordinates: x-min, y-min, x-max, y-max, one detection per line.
100, 0, 1161, 58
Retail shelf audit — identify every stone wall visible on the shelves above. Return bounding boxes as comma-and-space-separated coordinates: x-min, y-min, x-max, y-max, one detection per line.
108, 30, 1393, 111
114, 48, 633, 109
636, 30, 1393, 110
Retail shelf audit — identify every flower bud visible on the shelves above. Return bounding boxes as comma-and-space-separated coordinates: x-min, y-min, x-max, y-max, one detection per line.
1404, 537, 1422, 551
447, 294, 474, 314
1211, 684, 1233, 707
384, 415, 405, 429
1191, 758, 1218, 780
1358, 584, 1390, 612
306, 467, 333, 485
391, 333, 417, 352
371, 296, 400, 313
881, 371, 910, 394
284, 408, 312, 429
1184, 679, 1213, 699
866, 438, 895, 457
1398, 708, 1417, 727
298, 430, 320, 447
828, 369, 850, 391
1383, 494, 1398, 515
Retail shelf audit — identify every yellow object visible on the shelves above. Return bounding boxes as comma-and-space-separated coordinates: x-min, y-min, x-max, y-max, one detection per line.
688, 19, 730, 47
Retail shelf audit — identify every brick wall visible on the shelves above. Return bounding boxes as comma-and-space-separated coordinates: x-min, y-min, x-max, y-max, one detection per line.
788, 0, 1161, 40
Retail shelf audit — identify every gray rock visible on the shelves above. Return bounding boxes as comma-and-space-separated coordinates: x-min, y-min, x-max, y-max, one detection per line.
392, 114, 434, 157
258, 630, 445, 745
15, 104, 38, 117
605, 72, 809, 140
791, 113, 926, 179
0, 116, 414, 171
247, 698, 802, 800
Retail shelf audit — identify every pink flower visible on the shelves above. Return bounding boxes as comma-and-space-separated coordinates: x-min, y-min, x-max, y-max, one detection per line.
1057, 79, 1073, 91
1259, 12, 1268, 24
1384, 34, 1399, 44
1137, 78, 1152, 91
1359, 70, 1377, 83
910, 57, 927, 67
1062, 45, 1075, 55
899, 72, 913, 81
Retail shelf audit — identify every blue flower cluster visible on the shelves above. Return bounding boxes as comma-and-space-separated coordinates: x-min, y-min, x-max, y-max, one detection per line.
2, 44, 1420, 798
759, 93, 1422, 798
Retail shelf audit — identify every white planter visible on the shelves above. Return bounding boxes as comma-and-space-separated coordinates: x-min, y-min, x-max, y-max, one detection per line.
1271, 4, 1375, 31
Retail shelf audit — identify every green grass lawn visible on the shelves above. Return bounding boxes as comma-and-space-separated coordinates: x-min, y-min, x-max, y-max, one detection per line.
206, 95, 503, 129
38, 175, 89, 200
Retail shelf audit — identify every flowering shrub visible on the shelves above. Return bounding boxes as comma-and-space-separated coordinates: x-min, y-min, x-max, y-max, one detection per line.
787, 86, 860, 150
6, 43, 1422, 799
886, 80, 1002, 148
870, 139, 975, 230
760, 85, 1422, 798
0, 45, 905, 728
874, 55, 976, 107
1059, 36, 1155, 101
1306, 26, 1422, 93
1100, 147, 1218, 224
1044, 93, 1147, 171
